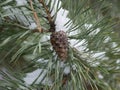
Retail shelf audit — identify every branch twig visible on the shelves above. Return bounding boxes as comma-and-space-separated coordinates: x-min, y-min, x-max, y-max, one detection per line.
39, 0, 55, 32
29, 0, 42, 32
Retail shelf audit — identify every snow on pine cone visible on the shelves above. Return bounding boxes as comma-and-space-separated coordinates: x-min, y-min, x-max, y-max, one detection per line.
50, 31, 68, 60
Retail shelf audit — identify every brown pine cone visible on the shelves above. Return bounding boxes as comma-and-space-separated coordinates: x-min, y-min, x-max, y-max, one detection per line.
50, 31, 68, 60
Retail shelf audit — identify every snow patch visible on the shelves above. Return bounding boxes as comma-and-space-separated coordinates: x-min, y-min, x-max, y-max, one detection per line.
24, 69, 47, 85
16, 0, 27, 6
28, 23, 37, 30
64, 66, 70, 74
55, 8, 70, 31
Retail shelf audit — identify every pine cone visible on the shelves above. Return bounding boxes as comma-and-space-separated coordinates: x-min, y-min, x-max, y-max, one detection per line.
50, 31, 68, 60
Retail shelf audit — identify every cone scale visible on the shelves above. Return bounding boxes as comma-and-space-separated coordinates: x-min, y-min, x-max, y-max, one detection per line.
50, 31, 68, 60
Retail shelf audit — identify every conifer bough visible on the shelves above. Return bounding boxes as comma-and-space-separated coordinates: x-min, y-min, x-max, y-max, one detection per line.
50, 31, 68, 60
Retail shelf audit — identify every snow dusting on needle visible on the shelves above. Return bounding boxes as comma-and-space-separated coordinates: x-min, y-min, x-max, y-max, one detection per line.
55, 9, 70, 31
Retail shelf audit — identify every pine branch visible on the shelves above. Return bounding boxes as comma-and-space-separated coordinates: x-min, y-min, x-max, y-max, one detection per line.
1, 0, 120, 89
39, 0, 55, 32
29, 0, 42, 32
